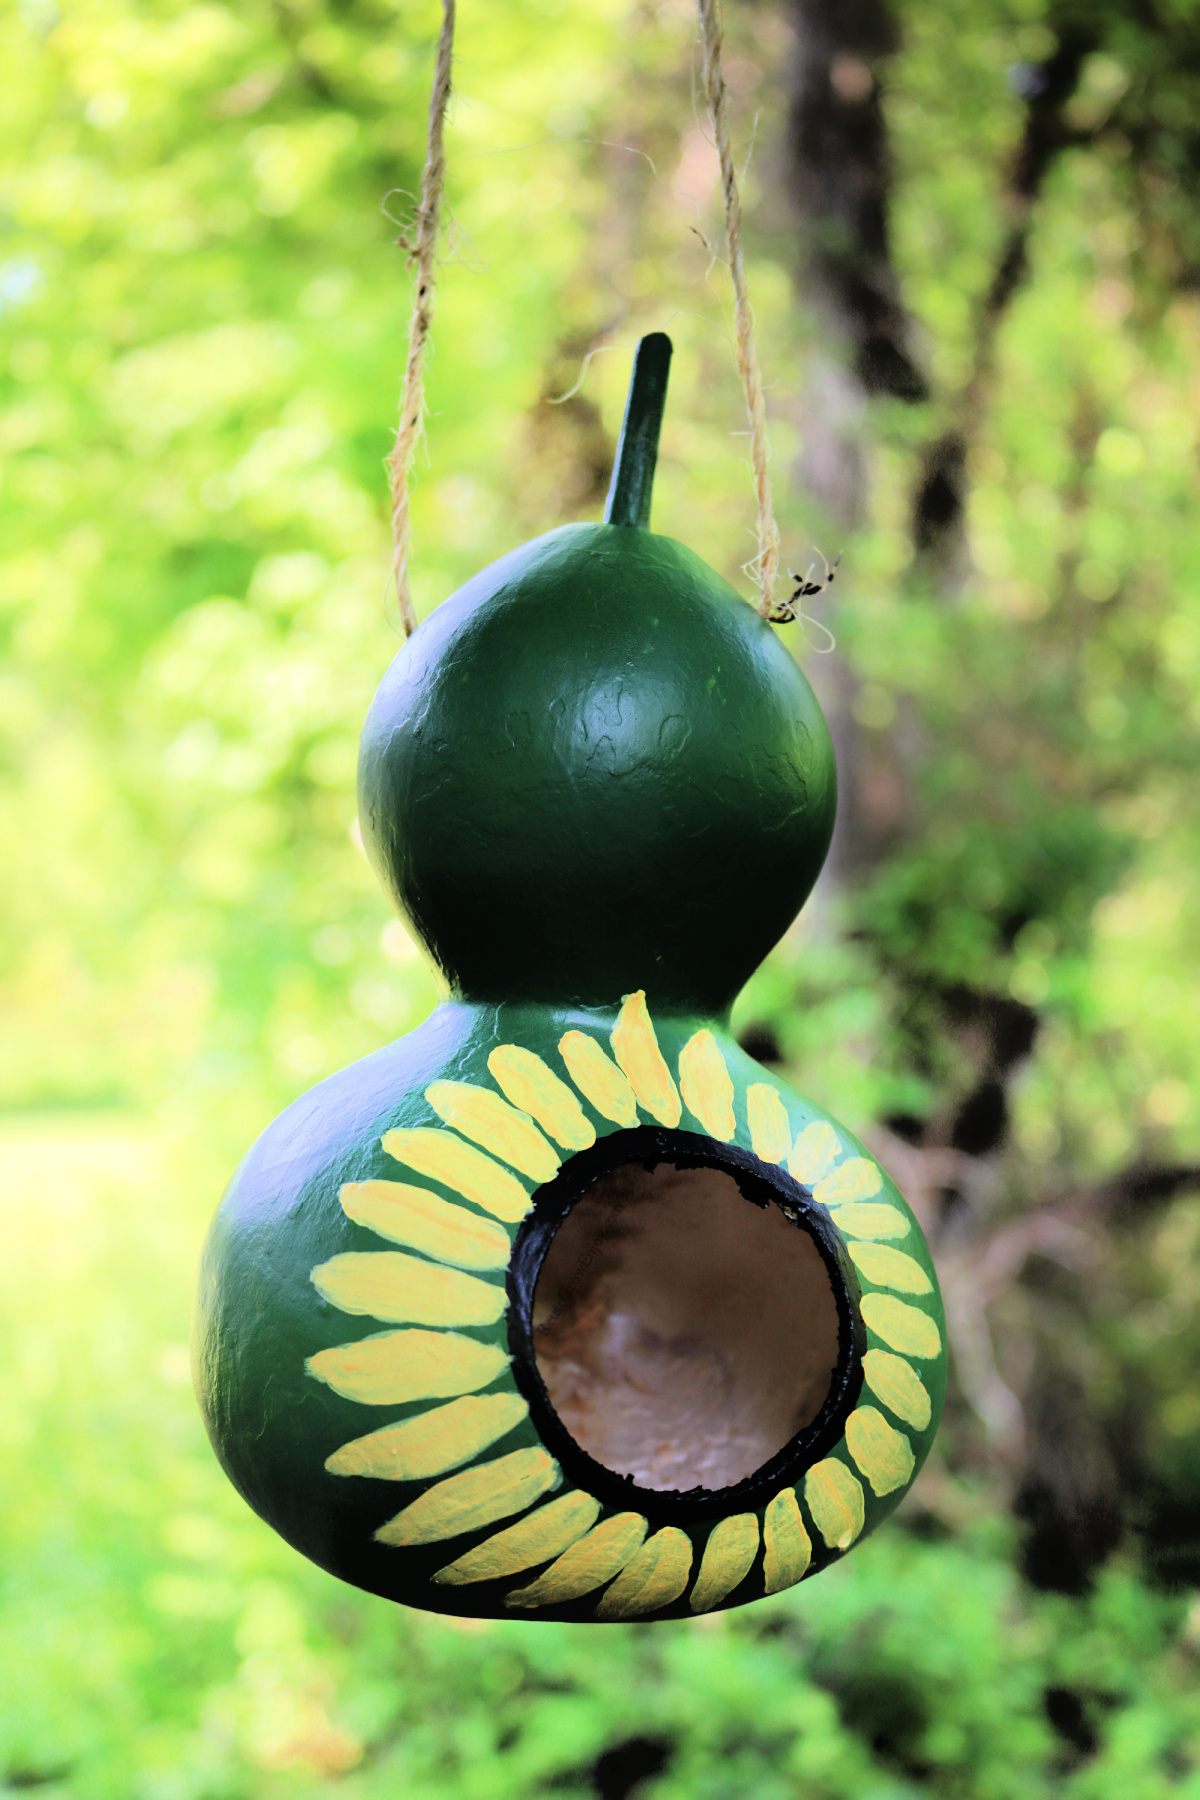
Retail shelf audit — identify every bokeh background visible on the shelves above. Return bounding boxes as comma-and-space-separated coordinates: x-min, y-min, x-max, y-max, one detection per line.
4, 0, 1200, 1793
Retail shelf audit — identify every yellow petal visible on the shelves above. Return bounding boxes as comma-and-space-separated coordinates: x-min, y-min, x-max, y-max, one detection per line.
381, 1128, 531, 1223
827, 1202, 910, 1241
557, 1031, 639, 1127
788, 1121, 842, 1185
845, 1406, 915, 1496
861, 1348, 932, 1432
375, 1447, 560, 1547
861, 1294, 941, 1359
813, 1157, 883, 1206
845, 1241, 932, 1295
505, 1512, 647, 1609
311, 1252, 505, 1327
689, 1514, 759, 1613
610, 990, 681, 1127
804, 1459, 865, 1551
425, 1081, 560, 1185
594, 1526, 693, 1620
762, 1489, 812, 1594
487, 1046, 596, 1151
325, 1392, 528, 1481
747, 1084, 791, 1165
340, 1180, 511, 1271
306, 1328, 509, 1406
678, 1030, 736, 1140
433, 1491, 601, 1585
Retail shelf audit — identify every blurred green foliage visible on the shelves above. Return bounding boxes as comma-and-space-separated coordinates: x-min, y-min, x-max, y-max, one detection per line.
3, 0, 1200, 1793
4, 1117, 1200, 1797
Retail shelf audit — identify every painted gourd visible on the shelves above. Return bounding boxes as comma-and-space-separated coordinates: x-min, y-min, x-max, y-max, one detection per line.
194, 335, 946, 1622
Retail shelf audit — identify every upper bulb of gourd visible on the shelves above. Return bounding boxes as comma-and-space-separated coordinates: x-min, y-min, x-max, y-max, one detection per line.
356, 334, 837, 1016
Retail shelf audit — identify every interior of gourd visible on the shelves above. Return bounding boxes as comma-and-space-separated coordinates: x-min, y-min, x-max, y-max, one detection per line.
531, 1158, 841, 1493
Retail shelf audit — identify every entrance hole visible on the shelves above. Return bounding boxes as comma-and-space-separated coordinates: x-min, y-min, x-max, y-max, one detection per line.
531, 1158, 840, 1493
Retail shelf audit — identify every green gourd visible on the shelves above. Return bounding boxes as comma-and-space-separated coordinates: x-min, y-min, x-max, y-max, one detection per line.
195, 335, 946, 1622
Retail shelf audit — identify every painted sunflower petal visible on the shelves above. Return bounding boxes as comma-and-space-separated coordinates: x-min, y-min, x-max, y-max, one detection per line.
747, 1084, 791, 1164
804, 1459, 865, 1551
594, 1526, 692, 1620
861, 1294, 942, 1359
610, 990, 681, 1127
678, 1030, 736, 1140
689, 1514, 759, 1613
845, 1406, 915, 1496
374, 1448, 560, 1547
380, 1127, 531, 1223
827, 1202, 910, 1241
424, 1081, 560, 1185
433, 1491, 601, 1585
787, 1121, 842, 1186
324, 1392, 528, 1482
487, 1045, 596, 1151
339, 1180, 511, 1270
306, 1328, 509, 1406
558, 1031, 639, 1128
504, 1512, 647, 1609
845, 1241, 932, 1295
310, 1252, 505, 1328
861, 1348, 932, 1431
813, 1157, 883, 1206
762, 1489, 812, 1594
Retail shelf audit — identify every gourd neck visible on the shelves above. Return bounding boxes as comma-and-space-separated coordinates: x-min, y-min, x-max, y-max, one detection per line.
603, 332, 673, 530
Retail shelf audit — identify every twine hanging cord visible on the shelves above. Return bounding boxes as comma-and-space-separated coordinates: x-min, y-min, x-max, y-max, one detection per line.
388, 0, 455, 639
390, 0, 822, 637
696, 0, 786, 621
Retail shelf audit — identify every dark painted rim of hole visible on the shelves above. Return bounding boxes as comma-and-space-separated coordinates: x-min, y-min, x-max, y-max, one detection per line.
506, 1125, 866, 1528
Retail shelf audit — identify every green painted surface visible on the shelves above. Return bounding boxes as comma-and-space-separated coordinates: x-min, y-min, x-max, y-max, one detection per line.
197, 339, 939, 1621
358, 333, 835, 1016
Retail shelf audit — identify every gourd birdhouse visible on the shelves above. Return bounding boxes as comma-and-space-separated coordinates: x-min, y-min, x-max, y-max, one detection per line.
195, 336, 946, 1622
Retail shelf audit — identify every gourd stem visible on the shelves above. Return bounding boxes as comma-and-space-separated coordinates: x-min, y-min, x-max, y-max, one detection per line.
604, 333, 673, 529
